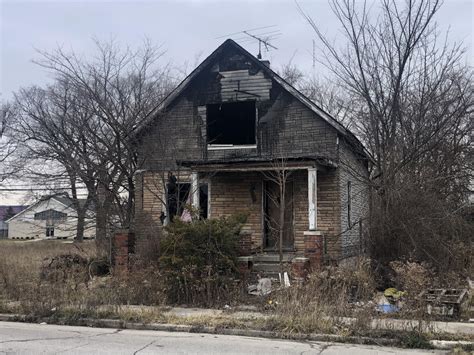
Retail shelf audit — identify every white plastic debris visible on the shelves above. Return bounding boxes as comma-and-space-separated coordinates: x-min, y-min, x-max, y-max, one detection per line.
248, 278, 272, 296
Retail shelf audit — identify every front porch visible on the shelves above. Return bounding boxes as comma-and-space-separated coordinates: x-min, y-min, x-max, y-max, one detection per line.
183, 159, 341, 268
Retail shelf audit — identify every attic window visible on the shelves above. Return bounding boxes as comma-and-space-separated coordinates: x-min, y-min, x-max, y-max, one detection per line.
207, 101, 256, 147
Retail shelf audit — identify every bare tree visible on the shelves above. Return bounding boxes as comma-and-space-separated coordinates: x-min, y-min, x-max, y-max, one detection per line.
0, 102, 21, 184
298, 0, 473, 266
13, 39, 175, 248
262, 157, 293, 276
278, 56, 304, 86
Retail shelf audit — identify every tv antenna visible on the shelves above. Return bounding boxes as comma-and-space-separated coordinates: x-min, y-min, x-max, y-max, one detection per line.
216, 25, 281, 59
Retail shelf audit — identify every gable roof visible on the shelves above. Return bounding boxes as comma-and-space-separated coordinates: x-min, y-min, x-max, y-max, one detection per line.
0, 206, 28, 221
136, 39, 370, 160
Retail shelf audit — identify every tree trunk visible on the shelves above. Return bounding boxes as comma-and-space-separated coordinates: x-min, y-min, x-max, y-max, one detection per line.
75, 207, 86, 243
279, 176, 285, 277
95, 205, 109, 252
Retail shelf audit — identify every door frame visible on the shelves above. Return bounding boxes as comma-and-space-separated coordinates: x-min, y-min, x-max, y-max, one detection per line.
262, 178, 295, 252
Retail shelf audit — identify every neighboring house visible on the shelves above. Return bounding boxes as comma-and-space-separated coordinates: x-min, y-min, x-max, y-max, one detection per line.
0, 206, 28, 239
134, 39, 371, 266
6, 194, 95, 240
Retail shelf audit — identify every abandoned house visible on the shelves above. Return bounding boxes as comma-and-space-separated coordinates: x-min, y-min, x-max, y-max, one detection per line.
134, 39, 370, 271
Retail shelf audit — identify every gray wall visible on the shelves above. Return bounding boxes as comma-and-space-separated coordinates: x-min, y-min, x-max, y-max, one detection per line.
338, 138, 370, 259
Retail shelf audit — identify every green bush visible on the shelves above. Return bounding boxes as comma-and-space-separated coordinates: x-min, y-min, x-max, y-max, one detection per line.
159, 213, 247, 306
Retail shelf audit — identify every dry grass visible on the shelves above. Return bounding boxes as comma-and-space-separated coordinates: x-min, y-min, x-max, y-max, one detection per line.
0, 240, 95, 298
0, 240, 471, 349
0, 240, 167, 316
263, 257, 377, 335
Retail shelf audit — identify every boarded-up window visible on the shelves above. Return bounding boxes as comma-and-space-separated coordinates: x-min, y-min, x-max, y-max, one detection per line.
207, 101, 256, 145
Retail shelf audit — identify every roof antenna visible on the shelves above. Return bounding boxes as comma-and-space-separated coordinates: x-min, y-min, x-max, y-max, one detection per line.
242, 31, 278, 59
215, 25, 281, 59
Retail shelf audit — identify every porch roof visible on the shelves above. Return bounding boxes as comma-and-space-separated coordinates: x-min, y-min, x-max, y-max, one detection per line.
177, 156, 337, 172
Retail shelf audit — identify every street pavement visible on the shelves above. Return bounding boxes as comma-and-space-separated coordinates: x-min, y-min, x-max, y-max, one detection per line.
0, 321, 446, 354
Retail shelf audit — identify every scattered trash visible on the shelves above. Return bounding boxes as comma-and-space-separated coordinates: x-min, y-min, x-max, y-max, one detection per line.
223, 304, 231, 310
420, 288, 468, 317
279, 272, 290, 287
377, 303, 399, 313
248, 277, 272, 296
384, 287, 406, 300
376, 287, 405, 313
40, 322, 47, 325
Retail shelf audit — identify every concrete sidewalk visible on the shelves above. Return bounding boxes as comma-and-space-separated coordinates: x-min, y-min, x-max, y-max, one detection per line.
0, 321, 448, 354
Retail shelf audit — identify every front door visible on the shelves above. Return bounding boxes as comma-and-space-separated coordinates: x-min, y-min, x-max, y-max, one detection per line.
264, 180, 294, 250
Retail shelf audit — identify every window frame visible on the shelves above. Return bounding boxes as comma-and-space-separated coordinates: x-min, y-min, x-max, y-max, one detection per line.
347, 181, 352, 227
206, 100, 258, 149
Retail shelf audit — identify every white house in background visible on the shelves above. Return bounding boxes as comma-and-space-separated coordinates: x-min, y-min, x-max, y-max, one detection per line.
6, 194, 95, 240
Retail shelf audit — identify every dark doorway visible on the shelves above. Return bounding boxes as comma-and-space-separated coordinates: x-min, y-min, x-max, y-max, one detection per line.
207, 101, 256, 145
264, 180, 294, 250
199, 183, 209, 219
167, 179, 191, 222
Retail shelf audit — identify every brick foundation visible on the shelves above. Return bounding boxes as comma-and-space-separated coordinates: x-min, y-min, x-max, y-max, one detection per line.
304, 232, 324, 270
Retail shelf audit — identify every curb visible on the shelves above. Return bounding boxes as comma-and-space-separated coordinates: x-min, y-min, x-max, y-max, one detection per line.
0, 313, 471, 350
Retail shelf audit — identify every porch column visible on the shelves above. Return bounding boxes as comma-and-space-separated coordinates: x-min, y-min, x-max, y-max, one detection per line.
191, 171, 200, 211
308, 167, 317, 230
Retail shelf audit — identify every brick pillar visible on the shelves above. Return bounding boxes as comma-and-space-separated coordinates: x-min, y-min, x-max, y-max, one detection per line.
304, 232, 324, 271
291, 257, 310, 283
113, 230, 135, 274
238, 232, 252, 256
237, 256, 253, 280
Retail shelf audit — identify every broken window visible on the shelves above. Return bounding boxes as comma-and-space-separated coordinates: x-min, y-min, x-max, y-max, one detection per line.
207, 101, 256, 146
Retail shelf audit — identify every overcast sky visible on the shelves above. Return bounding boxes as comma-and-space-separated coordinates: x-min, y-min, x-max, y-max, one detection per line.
0, 0, 473, 204
1, 0, 473, 102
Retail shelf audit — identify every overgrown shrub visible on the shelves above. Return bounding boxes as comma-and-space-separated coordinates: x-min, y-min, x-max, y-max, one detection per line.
389, 260, 433, 297
369, 187, 473, 280
159, 213, 247, 306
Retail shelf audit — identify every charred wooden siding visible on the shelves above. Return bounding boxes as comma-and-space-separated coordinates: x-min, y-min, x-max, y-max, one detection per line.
138, 45, 339, 170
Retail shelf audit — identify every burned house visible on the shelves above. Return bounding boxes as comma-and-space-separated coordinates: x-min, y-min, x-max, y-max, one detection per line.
134, 39, 370, 268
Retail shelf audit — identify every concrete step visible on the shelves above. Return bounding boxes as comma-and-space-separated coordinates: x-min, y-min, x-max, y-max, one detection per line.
252, 253, 295, 263
252, 263, 288, 273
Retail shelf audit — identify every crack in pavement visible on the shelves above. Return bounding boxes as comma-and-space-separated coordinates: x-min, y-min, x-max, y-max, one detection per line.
133, 340, 156, 355
318, 343, 332, 355
0, 328, 122, 345
88, 329, 122, 338
299, 341, 332, 355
